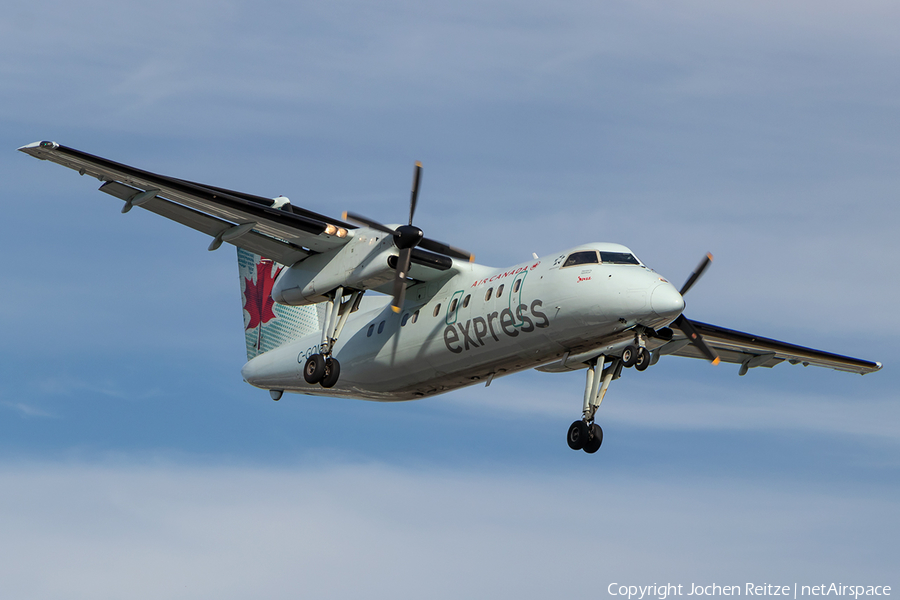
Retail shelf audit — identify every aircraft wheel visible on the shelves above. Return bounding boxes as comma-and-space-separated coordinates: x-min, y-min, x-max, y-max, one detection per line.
320, 358, 341, 388
303, 354, 326, 384
634, 347, 651, 371
583, 424, 603, 453
567, 420, 588, 450
622, 344, 638, 368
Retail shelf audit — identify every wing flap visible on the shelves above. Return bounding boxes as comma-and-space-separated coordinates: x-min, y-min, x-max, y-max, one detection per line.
19, 141, 354, 256
98, 181, 311, 265
661, 318, 882, 375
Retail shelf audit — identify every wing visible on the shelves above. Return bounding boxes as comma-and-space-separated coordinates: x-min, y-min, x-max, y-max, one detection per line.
658, 318, 882, 375
19, 141, 355, 266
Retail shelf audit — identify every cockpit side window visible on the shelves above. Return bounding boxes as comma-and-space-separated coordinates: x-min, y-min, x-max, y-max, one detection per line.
562, 251, 600, 268
599, 252, 640, 265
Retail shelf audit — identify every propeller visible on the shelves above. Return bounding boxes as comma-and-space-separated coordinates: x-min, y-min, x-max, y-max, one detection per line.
344, 162, 474, 313
679, 252, 713, 296
672, 314, 719, 365
672, 253, 720, 365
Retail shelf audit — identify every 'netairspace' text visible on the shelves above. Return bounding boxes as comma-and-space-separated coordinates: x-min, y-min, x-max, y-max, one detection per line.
608, 584, 891, 600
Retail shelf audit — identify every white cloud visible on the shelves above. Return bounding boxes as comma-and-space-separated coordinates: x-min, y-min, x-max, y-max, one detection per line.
0, 400, 58, 419
31, 376, 162, 402
0, 460, 896, 600
6, 0, 900, 135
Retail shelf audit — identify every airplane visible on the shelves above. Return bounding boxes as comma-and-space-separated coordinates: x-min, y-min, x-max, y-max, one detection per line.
19, 140, 883, 454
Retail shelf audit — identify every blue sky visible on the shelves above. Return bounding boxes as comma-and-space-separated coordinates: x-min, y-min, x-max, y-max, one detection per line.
1, 0, 898, 598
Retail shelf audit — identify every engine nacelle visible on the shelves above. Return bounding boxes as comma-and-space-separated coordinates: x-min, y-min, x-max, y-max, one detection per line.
272, 231, 396, 305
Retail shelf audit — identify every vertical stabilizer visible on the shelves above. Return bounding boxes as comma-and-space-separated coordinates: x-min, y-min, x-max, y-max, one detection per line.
238, 248, 321, 360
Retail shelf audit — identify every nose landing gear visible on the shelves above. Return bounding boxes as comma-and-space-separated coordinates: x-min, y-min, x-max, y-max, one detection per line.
621, 330, 653, 371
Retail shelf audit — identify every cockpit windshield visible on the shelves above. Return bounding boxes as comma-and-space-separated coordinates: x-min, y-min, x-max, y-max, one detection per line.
600, 252, 640, 265
562, 251, 600, 268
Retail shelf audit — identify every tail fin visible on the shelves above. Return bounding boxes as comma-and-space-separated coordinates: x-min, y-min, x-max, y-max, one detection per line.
238, 248, 322, 360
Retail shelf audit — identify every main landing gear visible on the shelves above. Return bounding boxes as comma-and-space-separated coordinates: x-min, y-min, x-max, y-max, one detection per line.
566, 332, 657, 453
303, 287, 362, 389
304, 354, 341, 388
567, 355, 621, 454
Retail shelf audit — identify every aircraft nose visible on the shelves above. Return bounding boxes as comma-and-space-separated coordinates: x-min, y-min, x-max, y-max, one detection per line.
651, 282, 685, 320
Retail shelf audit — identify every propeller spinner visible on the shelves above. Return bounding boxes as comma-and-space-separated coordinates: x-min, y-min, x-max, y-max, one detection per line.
344, 162, 474, 313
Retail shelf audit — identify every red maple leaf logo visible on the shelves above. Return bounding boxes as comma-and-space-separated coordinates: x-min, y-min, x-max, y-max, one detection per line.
244, 259, 283, 330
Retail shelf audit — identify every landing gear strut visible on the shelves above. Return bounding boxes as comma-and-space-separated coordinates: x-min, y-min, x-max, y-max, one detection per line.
567, 355, 621, 454
303, 287, 362, 387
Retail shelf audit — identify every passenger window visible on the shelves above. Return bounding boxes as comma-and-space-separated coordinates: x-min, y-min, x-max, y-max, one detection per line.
367, 324, 374, 337
378, 320, 385, 334
485, 288, 493, 301
411, 310, 419, 324
450, 298, 458, 312
462, 294, 471, 308
401, 313, 410, 327
496, 284, 504, 298
562, 251, 600, 268
513, 280, 521, 293
433, 303, 441, 317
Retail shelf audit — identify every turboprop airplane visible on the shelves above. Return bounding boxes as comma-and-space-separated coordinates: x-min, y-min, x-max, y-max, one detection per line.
19, 141, 882, 454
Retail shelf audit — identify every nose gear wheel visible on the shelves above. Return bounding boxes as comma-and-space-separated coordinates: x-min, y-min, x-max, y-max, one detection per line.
621, 345, 638, 368
634, 347, 651, 371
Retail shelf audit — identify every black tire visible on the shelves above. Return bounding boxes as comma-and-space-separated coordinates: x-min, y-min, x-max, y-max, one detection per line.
303, 354, 326, 384
635, 347, 651, 371
320, 358, 341, 388
567, 420, 588, 450
622, 344, 638, 368
583, 424, 603, 454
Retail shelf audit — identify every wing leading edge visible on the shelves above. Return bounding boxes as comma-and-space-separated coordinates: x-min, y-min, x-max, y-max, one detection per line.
659, 318, 882, 375
18, 141, 356, 266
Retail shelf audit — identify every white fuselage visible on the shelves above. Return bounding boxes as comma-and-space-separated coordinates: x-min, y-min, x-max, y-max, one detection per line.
241, 242, 685, 400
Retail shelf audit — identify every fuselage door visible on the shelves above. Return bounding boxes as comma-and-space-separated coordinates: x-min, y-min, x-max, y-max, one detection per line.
509, 271, 527, 327
445, 290, 464, 326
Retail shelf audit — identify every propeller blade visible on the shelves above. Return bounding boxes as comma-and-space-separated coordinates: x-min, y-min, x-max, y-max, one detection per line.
345, 161, 473, 285
680, 252, 713, 296
673, 315, 720, 365
409, 161, 422, 226
419, 237, 475, 262
391, 247, 413, 313
342, 211, 395, 235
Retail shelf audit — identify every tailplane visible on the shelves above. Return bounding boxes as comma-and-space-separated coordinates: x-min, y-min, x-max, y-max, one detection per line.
238, 248, 323, 360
